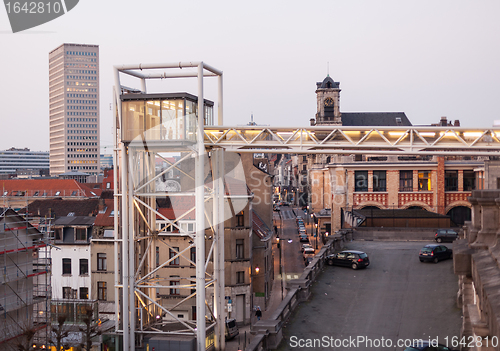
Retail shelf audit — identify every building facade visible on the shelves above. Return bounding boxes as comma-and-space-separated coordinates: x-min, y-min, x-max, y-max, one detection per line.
306, 75, 481, 232
0, 148, 49, 178
49, 43, 100, 176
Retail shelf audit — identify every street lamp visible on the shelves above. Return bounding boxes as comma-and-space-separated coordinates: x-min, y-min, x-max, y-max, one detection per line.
314, 223, 318, 250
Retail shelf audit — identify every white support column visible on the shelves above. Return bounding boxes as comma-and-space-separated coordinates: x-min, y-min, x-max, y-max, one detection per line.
213, 148, 225, 350
121, 144, 130, 351
112, 86, 120, 333
128, 164, 135, 349
195, 62, 206, 351
218, 74, 223, 126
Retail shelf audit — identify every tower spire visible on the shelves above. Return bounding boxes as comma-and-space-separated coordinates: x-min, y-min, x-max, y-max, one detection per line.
327, 62, 329, 77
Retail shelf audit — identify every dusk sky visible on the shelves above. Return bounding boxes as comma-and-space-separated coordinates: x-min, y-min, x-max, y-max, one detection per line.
1, 0, 499, 152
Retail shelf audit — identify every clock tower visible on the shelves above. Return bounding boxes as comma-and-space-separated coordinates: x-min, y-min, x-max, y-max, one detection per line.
314, 75, 341, 125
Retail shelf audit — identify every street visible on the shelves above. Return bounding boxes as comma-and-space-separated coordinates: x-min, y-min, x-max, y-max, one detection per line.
274, 207, 320, 292
277, 241, 462, 350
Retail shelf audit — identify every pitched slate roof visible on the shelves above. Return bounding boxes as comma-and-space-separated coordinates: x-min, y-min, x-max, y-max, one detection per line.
341, 112, 412, 126
54, 215, 96, 226
316, 76, 340, 89
23, 198, 101, 218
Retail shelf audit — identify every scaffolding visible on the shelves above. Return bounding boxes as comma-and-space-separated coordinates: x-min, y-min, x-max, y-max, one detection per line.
0, 209, 52, 349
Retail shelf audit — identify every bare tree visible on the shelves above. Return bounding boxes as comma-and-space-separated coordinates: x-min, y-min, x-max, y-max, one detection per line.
50, 315, 71, 351
79, 306, 101, 351
7, 325, 37, 351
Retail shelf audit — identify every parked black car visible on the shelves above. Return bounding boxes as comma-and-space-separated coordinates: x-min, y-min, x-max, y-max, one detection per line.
419, 244, 453, 263
403, 340, 457, 350
435, 229, 458, 243
325, 250, 370, 270
299, 234, 309, 242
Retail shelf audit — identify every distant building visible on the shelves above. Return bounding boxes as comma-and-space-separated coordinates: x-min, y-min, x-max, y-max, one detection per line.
100, 154, 113, 170
0, 148, 49, 178
49, 43, 100, 176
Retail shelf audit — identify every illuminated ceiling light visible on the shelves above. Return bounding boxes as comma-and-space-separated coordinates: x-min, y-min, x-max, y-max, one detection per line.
463, 132, 484, 138
388, 132, 406, 137
418, 132, 436, 137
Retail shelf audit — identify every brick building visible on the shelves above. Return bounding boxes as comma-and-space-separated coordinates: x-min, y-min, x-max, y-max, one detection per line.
307, 75, 479, 232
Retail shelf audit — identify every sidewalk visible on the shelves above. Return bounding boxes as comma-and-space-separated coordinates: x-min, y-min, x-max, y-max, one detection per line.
225, 244, 286, 351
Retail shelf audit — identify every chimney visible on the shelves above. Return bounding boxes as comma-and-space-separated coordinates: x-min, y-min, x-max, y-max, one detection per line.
440, 116, 447, 126
98, 198, 105, 212
454, 120, 460, 127
310, 118, 316, 126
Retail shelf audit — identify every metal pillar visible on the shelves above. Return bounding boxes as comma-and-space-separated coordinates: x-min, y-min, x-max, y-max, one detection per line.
195, 62, 206, 351
213, 148, 225, 350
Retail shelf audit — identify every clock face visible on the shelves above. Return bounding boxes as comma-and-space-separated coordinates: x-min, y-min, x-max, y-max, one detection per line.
324, 97, 334, 107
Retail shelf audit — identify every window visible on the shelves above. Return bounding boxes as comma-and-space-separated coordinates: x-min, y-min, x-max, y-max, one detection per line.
463, 171, 475, 191
236, 211, 244, 227
399, 171, 413, 192
97, 253, 107, 271
373, 171, 386, 192
62, 258, 71, 275
54, 228, 62, 240
418, 171, 431, 191
170, 277, 180, 295
191, 275, 196, 294
236, 239, 244, 259
76, 228, 87, 241
354, 171, 368, 192
80, 287, 89, 300
97, 282, 107, 301
169, 247, 179, 265
156, 246, 160, 267
106, 182, 111, 189
445, 171, 458, 191
79, 258, 88, 275
302, 164, 307, 171
237, 271, 245, 284
190, 247, 196, 266
62, 287, 72, 299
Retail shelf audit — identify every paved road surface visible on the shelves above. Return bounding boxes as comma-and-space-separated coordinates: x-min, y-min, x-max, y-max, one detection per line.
278, 241, 462, 351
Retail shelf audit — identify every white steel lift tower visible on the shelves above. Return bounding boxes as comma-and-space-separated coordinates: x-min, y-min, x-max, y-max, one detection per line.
113, 62, 228, 351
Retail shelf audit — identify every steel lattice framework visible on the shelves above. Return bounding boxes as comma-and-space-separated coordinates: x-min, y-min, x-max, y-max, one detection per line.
204, 126, 500, 155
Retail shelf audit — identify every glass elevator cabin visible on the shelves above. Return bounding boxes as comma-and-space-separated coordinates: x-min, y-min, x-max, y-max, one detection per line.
121, 92, 214, 144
